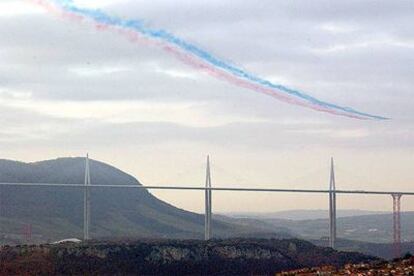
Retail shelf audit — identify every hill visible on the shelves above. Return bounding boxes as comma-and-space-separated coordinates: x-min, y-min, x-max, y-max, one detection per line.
312, 238, 414, 260
0, 157, 287, 244
224, 212, 414, 244
266, 213, 414, 243
225, 209, 388, 220
219, 212, 414, 259
0, 239, 377, 275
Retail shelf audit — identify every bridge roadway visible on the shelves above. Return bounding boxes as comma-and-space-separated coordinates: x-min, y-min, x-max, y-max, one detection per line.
0, 182, 412, 196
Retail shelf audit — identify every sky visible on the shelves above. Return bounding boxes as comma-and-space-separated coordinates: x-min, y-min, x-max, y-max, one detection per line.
1, 0, 414, 213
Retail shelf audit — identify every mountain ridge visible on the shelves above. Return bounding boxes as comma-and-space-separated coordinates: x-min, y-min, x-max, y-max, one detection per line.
224, 209, 389, 221
0, 157, 287, 244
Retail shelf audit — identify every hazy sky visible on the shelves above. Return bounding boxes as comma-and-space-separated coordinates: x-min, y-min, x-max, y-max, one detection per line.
1, 0, 414, 213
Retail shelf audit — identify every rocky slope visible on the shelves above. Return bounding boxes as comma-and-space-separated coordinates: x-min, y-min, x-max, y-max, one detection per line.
0, 239, 377, 275
278, 254, 414, 275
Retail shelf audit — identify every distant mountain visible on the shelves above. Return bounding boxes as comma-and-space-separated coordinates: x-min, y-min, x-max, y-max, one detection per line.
218, 212, 414, 259
0, 157, 287, 244
222, 212, 414, 244
312, 238, 414, 260
213, 214, 293, 238
266, 213, 414, 244
0, 239, 378, 275
225, 209, 388, 220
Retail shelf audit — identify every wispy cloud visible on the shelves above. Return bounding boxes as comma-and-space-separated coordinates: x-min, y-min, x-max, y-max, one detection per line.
0, 1, 44, 17
0, 0, 413, 211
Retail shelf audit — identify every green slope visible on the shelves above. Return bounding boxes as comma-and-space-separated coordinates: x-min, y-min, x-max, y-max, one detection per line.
0, 157, 287, 244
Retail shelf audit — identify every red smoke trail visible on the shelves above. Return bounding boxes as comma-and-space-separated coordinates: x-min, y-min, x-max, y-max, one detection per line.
162, 45, 366, 119
28, 0, 367, 120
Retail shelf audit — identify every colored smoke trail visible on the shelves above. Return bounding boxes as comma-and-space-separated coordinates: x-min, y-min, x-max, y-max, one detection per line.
33, 0, 388, 120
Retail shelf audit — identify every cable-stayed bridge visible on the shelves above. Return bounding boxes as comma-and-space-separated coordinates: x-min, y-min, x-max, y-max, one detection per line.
0, 155, 409, 258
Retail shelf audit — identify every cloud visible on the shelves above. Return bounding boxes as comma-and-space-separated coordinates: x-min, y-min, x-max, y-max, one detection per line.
72, 0, 129, 8
1, 1, 414, 211
0, 1, 44, 17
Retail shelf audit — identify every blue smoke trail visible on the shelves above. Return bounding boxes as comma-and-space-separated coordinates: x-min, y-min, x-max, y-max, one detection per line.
52, 0, 388, 120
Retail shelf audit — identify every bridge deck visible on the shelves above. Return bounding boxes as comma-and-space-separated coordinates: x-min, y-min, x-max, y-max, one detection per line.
0, 182, 412, 195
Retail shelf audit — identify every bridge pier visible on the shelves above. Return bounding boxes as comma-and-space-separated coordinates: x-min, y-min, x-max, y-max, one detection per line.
84, 154, 91, 241
205, 155, 212, 240
392, 193, 402, 258
329, 157, 337, 249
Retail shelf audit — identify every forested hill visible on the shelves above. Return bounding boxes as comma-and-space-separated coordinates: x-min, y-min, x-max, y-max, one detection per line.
0, 157, 287, 244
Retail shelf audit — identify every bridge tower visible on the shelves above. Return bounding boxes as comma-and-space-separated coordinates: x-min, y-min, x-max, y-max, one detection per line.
392, 193, 402, 258
329, 157, 337, 249
23, 224, 32, 243
205, 155, 212, 240
84, 154, 91, 241
0, 177, 1, 236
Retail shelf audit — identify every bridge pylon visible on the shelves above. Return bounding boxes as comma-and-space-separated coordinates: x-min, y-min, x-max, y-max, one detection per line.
329, 157, 337, 249
205, 155, 212, 240
392, 193, 402, 258
84, 154, 91, 241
